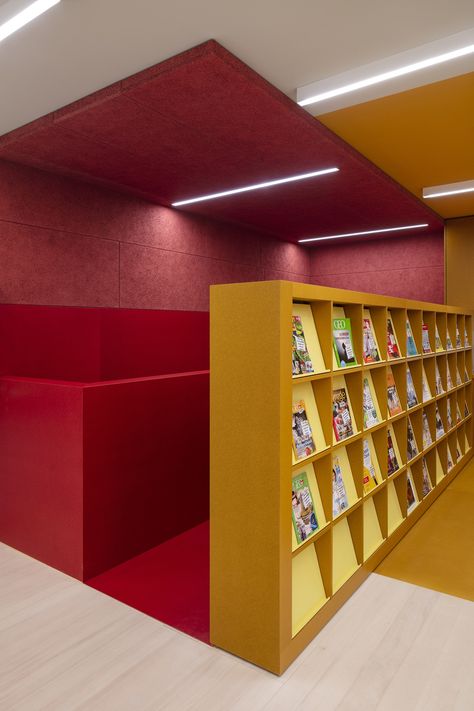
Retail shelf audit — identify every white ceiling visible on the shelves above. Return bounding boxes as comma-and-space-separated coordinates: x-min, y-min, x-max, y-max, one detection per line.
1, 0, 474, 136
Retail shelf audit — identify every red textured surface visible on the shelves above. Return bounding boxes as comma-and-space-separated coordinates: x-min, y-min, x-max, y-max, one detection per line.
0, 377, 84, 579
0, 304, 209, 380
311, 232, 445, 303
82, 371, 209, 579
0, 41, 443, 243
87, 521, 210, 643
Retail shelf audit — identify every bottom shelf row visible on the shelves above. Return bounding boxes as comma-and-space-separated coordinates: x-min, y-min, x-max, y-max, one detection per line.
292, 447, 471, 637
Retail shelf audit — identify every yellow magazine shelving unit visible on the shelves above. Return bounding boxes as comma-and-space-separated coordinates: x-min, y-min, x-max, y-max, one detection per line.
210, 281, 473, 675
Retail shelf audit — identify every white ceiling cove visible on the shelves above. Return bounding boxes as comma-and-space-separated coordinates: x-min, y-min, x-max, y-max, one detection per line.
1, 0, 474, 135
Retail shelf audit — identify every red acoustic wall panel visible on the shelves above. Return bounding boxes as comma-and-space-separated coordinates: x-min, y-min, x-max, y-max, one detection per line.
82, 371, 209, 579
311, 232, 445, 303
0, 377, 84, 578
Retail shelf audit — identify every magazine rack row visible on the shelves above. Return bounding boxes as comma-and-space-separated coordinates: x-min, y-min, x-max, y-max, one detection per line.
210, 281, 473, 674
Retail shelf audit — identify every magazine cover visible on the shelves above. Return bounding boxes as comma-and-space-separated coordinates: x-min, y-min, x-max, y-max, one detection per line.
435, 405, 445, 439
446, 331, 454, 350
435, 361, 444, 395
422, 412, 433, 448
422, 369, 432, 402
292, 471, 319, 544
421, 323, 432, 354
363, 377, 379, 429
456, 367, 462, 386
387, 427, 400, 476
456, 326, 462, 349
387, 315, 401, 359
406, 367, 418, 409
456, 440, 462, 461
435, 325, 443, 352
465, 400, 470, 417
447, 365, 454, 390
362, 438, 378, 494
407, 470, 418, 513
332, 387, 354, 441
456, 402, 462, 423
332, 456, 349, 517
407, 419, 418, 460
292, 315, 314, 376
422, 458, 432, 496
333, 317, 356, 367
447, 445, 454, 471
465, 367, 470, 382
406, 320, 418, 357
387, 369, 403, 416
465, 328, 470, 348
447, 399, 453, 429
292, 400, 316, 460
363, 316, 380, 363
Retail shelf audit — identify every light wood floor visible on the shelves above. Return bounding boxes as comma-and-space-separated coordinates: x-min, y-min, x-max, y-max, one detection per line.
1, 543, 474, 710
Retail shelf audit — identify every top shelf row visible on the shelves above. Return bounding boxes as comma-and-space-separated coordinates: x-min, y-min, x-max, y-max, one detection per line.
292, 301, 472, 378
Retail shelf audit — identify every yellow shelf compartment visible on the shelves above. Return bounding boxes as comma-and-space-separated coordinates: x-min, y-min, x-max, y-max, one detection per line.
292, 379, 330, 464
407, 308, 422, 357
362, 431, 384, 495
210, 279, 474, 675
387, 307, 406, 361
332, 508, 362, 593
407, 360, 422, 409
292, 532, 331, 637
292, 458, 331, 553
292, 302, 329, 378
422, 309, 436, 355
363, 487, 387, 560
332, 371, 362, 445
387, 419, 405, 476
388, 362, 407, 417
332, 303, 363, 370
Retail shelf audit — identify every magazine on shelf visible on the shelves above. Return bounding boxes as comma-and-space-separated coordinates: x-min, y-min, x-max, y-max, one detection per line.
292, 315, 315, 376
333, 317, 357, 367
465, 328, 470, 348
435, 325, 444, 352
465, 366, 470, 382
456, 401, 462, 423
407, 469, 419, 513
422, 323, 432, 354
447, 445, 454, 471
332, 455, 349, 517
465, 400, 470, 418
387, 368, 403, 416
407, 418, 418, 460
387, 313, 401, 359
406, 367, 418, 409
292, 400, 316, 460
387, 427, 400, 476
422, 368, 432, 402
422, 458, 432, 496
456, 439, 462, 461
363, 376, 379, 429
446, 331, 454, 351
362, 312, 381, 363
292, 471, 319, 544
435, 405, 445, 439
456, 367, 462, 386
332, 387, 354, 442
456, 326, 462, 349
447, 365, 454, 390
435, 361, 444, 395
447, 399, 453, 429
362, 438, 379, 494
406, 319, 418, 357
422, 412, 433, 448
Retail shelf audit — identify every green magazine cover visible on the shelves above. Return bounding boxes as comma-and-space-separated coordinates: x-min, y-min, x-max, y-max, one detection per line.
292, 471, 319, 544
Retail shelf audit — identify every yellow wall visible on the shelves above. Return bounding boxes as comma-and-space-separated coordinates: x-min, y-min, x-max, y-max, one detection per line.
446, 216, 474, 309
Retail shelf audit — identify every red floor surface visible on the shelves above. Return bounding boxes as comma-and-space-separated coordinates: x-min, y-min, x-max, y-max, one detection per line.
87, 521, 210, 643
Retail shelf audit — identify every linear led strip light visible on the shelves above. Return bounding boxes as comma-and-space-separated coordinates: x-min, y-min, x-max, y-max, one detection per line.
299, 223, 429, 244
172, 167, 339, 207
423, 180, 474, 199
297, 27, 474, 110
0, 0, 60, 43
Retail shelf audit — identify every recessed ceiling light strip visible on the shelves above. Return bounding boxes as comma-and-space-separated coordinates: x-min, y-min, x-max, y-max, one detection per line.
423, 179, 474, 199
0, 0, 61, 43
299, 223, 429, 244
172, 167, 339, 207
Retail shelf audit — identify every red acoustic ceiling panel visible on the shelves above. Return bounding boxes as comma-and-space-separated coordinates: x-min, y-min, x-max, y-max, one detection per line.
0, 41, 443, 242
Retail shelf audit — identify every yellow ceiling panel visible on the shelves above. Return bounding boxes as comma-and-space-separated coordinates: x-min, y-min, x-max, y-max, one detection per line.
318, 71, 474, 219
